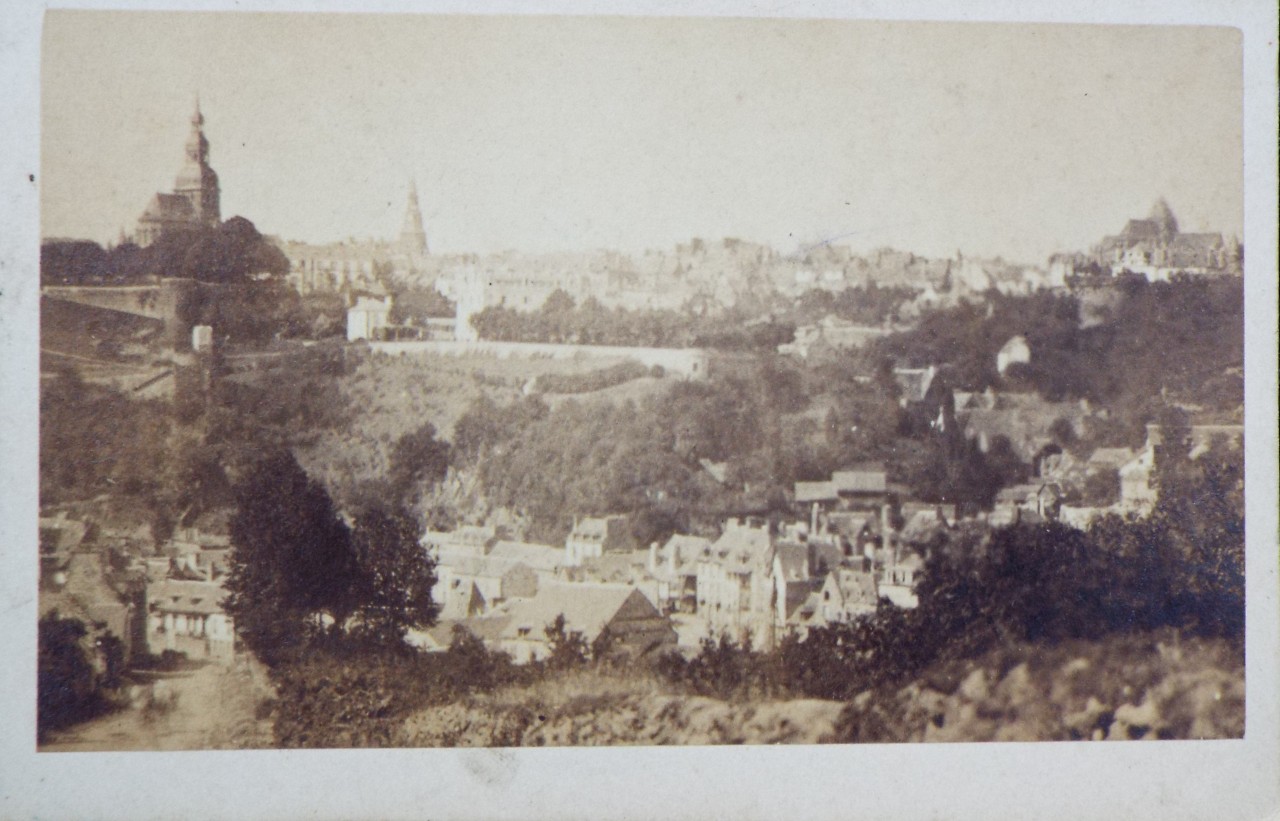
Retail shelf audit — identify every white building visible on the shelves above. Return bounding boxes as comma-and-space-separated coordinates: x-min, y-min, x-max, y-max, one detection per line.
346, 295, 393, 342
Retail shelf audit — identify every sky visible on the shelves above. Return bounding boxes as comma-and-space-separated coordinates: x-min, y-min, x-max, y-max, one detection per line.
41, 12, 1242, 264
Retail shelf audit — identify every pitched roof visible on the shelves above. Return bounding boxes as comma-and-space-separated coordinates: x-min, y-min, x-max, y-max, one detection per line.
1088, 447, 1135, 467
899, 509, 948, 545
487, 540, 562, 573
706, 523, 773, 572
658, 534, 712, 567
148, 578, 227, 615
497, 582, 654, 642
782, 579, 824, 620
794, 480, 837, 503
1120, 219, 1161, 240
832, 465, 887, 494
832, 567, 878, 604
773, 543, 809, 581
568, 515, 627, 542
439, 580, 487, 621
827, 511, 876, 540
140, 193, 195, 223
894, 367, 936, 403
438, 553, 535, 581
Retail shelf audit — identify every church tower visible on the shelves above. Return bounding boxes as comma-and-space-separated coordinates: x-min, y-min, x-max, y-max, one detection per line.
399, 179, 429, 259
172, 97, 221, 227
1148, 197, 1178, 240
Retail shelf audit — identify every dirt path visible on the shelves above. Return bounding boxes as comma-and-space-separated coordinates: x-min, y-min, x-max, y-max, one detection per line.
40, 654, 274, 752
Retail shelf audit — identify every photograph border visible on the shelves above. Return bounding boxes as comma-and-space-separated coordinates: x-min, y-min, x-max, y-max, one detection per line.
2, 1, 1276, 819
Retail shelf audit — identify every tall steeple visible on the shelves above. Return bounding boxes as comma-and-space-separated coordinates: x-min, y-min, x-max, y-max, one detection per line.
399, 179, 429, 258
173, 94, 221, 227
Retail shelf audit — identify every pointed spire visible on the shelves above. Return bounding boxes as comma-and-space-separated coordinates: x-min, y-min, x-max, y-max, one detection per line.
399, 178, 428, 258
192, 92, 204, 127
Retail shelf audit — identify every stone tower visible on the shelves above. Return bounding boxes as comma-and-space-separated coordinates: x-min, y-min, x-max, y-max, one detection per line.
172, 97, 221, 227
1148, 197, 1178, 240
399, 179, 429, 259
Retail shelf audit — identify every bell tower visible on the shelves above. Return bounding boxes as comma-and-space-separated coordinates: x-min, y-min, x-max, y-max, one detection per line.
173, 96, 221, 227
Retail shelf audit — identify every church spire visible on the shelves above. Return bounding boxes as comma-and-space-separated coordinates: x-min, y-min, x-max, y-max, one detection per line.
399, 178, 429, 258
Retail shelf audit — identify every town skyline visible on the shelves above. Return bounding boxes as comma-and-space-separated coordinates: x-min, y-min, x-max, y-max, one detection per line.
41, 12, 1241, 265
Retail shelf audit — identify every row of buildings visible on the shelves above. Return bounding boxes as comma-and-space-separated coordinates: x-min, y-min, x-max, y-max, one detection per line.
418, 462, 941, 661
40, 514, 237, 671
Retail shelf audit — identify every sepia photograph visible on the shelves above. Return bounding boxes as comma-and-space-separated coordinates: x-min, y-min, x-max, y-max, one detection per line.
4, 2, 1279, 819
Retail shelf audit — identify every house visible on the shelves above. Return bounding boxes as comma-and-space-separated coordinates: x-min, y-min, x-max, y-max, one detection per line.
486, 540, 563, 579
696, 519, 775, 644
422, 525, 499, 558
486, 582, 677, 664
1088, 447, 1136, 470
648, 534, 711, 613
346, 295, 393, 342
961, 391, 1090, 462
433, 555, 539, 611
794, 466, 890, 520
832, 463, 889, 503
145, 578, 235, 663
898, 501, 957, 524
437, 580, 487, 621
564, 515, 633, 567
813, 566, 879, 625
1118, 447, 1158, 512
894, 365, 937, 408
863, 542, 923, 610
996, 335, 1031, 375
991, 482, 1062, 526
894, 365, 957, 434
898, 507, 951, 549
825, 511, 879, 557
41, 549, 142, 664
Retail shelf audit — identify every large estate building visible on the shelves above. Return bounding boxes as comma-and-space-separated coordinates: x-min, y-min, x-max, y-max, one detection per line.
133, 100, 221, 247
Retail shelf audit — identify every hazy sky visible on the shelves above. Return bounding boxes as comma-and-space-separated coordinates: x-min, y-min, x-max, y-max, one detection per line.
41, 12, 1242, 263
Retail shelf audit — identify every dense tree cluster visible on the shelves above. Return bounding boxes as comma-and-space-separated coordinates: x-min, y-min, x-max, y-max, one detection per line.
784, 283, 918, 327
468, 289, 795, 352
659, 446, 1243, 703
223, 450, 438, 665
41, 217, 288, 286
875, 276, 1242, 413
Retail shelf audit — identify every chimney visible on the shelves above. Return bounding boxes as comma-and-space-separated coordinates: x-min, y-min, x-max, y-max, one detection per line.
810, 502, 819, 536
648, 542, 658, 573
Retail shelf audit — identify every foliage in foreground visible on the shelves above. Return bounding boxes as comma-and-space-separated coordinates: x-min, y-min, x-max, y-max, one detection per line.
223, 450, 439, 666
37, 612, 125, 740
264, 447, 1241, 747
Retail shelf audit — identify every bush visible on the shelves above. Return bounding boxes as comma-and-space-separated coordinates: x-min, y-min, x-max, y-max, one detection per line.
38, 613, 119, 739
270, 630, 533, 748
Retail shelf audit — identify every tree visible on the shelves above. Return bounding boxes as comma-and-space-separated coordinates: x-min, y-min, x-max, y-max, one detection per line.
386, 423, 451, 507
224, 449, 360, 664
38, 613, 107, 738
543, 614, 589, 670
348, 501, 439, 647
179, 216, 290, 284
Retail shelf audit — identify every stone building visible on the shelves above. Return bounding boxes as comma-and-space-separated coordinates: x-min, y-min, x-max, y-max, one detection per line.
134, 100, 221, 247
